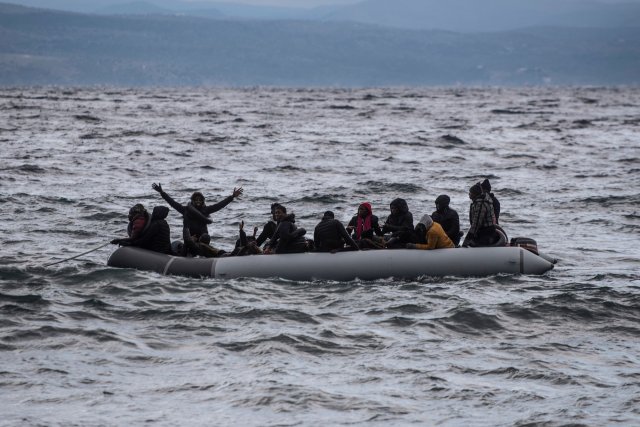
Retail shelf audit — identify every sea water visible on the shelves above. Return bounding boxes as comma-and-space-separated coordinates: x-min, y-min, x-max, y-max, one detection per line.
1, 86, 639, 426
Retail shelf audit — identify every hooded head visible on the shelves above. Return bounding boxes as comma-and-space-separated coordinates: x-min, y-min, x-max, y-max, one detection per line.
323, 210, 334, 220
390, 198, 409, 215
151, 205, 169, 220
481, 179, 492, 193
469, 183, 483, 200
435, 194, 450, 213
191, 192, 205, 208
358, 202, 372, 218
418, 214, 433, 229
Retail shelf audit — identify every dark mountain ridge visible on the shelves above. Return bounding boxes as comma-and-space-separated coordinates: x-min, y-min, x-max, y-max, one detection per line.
0, 3, 638, 86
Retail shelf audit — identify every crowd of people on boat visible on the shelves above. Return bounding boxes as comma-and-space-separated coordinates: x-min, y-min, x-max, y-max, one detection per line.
110, 179, 504, 257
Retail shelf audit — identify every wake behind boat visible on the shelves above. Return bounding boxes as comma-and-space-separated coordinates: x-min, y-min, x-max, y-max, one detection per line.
107, 246, 555, 281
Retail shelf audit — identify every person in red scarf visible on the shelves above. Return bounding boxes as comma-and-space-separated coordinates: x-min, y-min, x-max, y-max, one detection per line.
346, 202, 384, 249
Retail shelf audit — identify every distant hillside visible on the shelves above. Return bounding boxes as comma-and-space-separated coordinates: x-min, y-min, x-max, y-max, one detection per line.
4, 0, 640, 31
324, 0, 640, 32
0, 3, 638, 86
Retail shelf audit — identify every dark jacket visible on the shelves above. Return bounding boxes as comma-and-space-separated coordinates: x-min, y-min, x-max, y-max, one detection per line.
383, 198, 414, 236
124, 206, 172, 254
158, 189, 233, 237
488, 193, 500, 223
314, 218, 359, 252
266, 214, 307, 254
463, 193, 498, 247
347, 214, 383, 240
256, 220, 277, 247
431, 206, 461, 246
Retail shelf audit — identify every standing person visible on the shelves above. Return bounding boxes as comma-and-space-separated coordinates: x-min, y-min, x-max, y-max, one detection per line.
480, 178, 500, 224
431, 194, 462, 246
462, 182, 499, 247
314, 211, 359, 252
151, 182, 243, 241
264, 205, 307, 254
256, 203, 283, 248
382, 198, 414, 248
406, 215, 454, 250
111, 205, 172, 254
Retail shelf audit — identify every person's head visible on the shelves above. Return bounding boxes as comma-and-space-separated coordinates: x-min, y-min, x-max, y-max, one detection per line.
322, 210, 334, 220
418, 214, 433, 229
435, 194, 450, 213
271, 203, 284, 220
358, 202, 372, 218
390, 198, 408, 215
274, 205, 287, 221
191, 192, 205, 208
469, 183, 483, 200
128, 203, 146, 221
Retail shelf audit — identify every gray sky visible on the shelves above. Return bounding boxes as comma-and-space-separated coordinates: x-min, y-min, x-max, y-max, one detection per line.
201, 0, 640, 4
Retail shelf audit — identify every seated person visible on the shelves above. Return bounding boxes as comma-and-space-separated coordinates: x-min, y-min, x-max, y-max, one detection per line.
111, 205, 172, 254
228, 221, 262, 256
431, 194, 462, 246
314, 211, 359, 252
383, 198, 414, 248
406, 215, 454, 250
346, 202, 384, 249
264, 205, 308, 254
256, 203, 282, 248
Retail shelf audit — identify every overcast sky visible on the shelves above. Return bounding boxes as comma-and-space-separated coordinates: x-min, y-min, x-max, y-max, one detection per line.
199, 0, 640, 4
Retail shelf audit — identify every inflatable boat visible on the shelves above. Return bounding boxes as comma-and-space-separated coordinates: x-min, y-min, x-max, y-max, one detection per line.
107, 246, 555, 281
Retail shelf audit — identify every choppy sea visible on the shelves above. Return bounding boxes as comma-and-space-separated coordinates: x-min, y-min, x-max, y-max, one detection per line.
1, 86, 639, 426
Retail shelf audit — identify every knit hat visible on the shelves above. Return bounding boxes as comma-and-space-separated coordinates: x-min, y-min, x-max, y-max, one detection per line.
481, 179, 492, 192
418, 214, 433, 228
469, 183, 483, 198
323, 210, 334, 220
435, 194, 450, 208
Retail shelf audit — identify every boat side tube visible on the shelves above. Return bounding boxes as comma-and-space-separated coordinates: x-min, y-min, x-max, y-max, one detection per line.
108, 246, 554, 280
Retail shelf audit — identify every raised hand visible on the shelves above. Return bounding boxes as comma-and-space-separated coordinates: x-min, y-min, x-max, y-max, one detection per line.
232, 187, 244, 198
151, 183, 163, 193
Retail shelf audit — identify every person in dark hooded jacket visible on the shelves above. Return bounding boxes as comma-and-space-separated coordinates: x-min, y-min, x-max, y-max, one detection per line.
111, 205, 172, 254
256, 203, 282, 248
431, 194, 462, 246
480, 178, 500, 224
462, 182, 499, 247
314, 211, 359, 252
264, 205, 308, 254
152, 182, 242, 243
382, 198, 414, 248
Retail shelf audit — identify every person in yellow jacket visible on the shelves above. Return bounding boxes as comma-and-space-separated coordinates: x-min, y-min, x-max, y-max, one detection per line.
406, 214, 455, 250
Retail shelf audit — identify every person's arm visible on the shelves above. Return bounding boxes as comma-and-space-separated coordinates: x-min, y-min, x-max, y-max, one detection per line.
372, 216, 384, 236
239, 221, 248, 247
415, 228, 437, 250
264, 223, 282, 252
337, 221, 359, 250
256, 221, 276, 246
204, 187, 243, 215
152, 183, 185, 215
